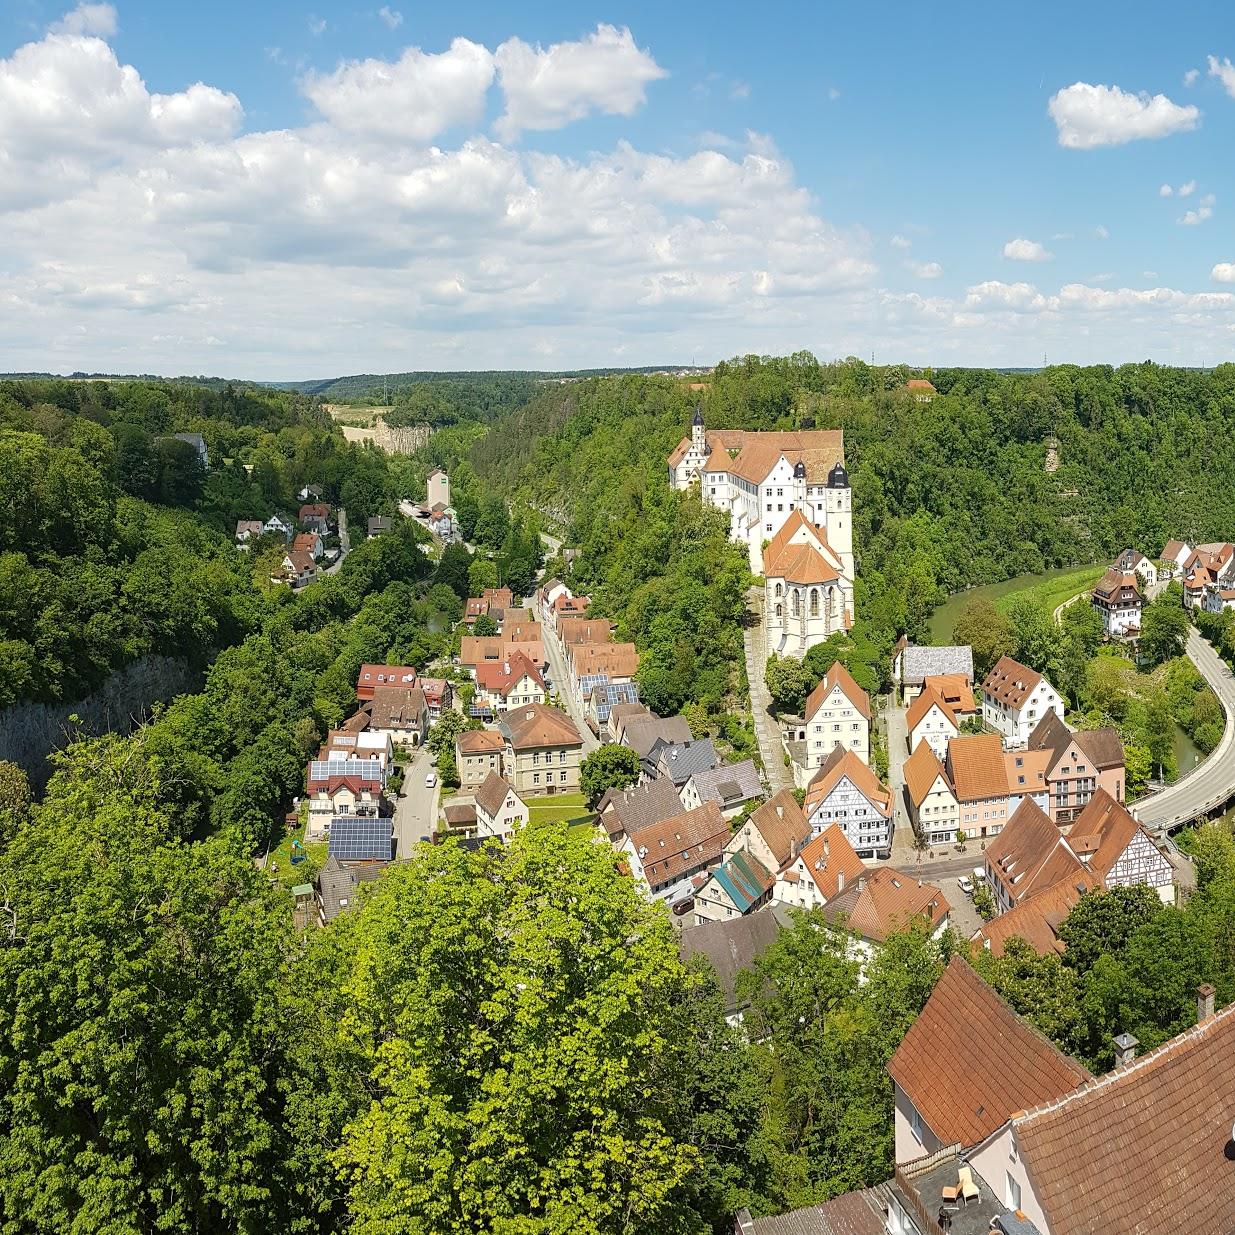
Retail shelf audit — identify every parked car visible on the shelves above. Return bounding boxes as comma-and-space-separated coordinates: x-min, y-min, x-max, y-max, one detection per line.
671, 897, 695, 917
957, 875, 974, 896
425, 771, 437, 788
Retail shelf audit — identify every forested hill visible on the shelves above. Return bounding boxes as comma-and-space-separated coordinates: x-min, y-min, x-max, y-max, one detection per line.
471, 356, 1235, 635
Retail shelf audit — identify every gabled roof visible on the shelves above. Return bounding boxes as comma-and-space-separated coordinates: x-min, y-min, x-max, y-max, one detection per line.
977, 874, 1097, 957
804, 661, 870, 722
1092, 568, 1143, 604
763, 540, 842, 585
570, 643, 640, 679
903, 741, 951, 807
887, 957, 1089, 1148
898, 644, 974, 686
558, 617, 616, 645
597, 776, 684, 841
789, 824, 865, 901
804, 747, 892, 820
456, 728, 504, 755
923, 672, 976, 714
299, 502, 330, 519
474, 652, 545, 696
981, 655, 1045, 709
1012, 1001, 1235, 1234
367, 686, 427, 729
654, 738, 719, 786
1003, 746, 1051, 797
823, 866, 949, 943
1066, 788, 1156, 880
685, 759, 762, 808
946, 733, 1008, 802
745, 789, 811, 869
475, 771, 520, 820
497, 703, 582, 751
678, 906, 783, 1016
906, 683, 958, 734
985, 799, 1090, 906
632, 801, 729, 888
709, 850, 775, 914
621, 713, 693, 758
1028, 712, 1124, 773
1161, 538, 1190, 563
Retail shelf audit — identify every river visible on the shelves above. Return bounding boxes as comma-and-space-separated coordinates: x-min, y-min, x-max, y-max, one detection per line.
928, 566, 1097, 644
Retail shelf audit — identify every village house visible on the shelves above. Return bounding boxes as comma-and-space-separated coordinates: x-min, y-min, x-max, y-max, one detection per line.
1113, 547, 1158, 588
551, 594, 591, 624
773, 823, 866, 912
725, 789, 811, 876
316, 855, 387, 925
568, 642, 640, 693
460, 633, 546, 675
583, 678, 640, 731
1027, 711, 1125, 823
905, 377, 935, 402
801, 661, 871, 771
620, 800, 729, 902
984, 800, 1095, 915
298, 502, 331, 533
762, 508, 854, 657
418, 676, 451, 720
678, 909, 787, 1027
426, 468, 450, 510
693, 849, 776, 925
678, 758, 762, 819
976, 875, 1096, 958
1066, 788, 1175, 903
482, 586, 514, 609
1202, 582, 1235, 614
558, 617, 616, 646
903, 741, 959, 847
304, 759, 386, 841
980, 655, 1065, 748
905, 684, 958, 759
922, 671, 977, 722
605, 700, 651, 744
821, 867, 949, 963
366, 685, 429, 748
1091, 567, 1143, 637
320, 727, 393, 768
356, 663, 417, 700
620, 713, 694, 768
496, 703, 583, 795
292, 531, 323, 561
595, 777, 683, 846
892, 642, 974, 702
1181, 541, 1235, 608
281, 547, 318, 589
264, 512, 294, 540
668, 412, 855, 592
473, 772, 527, 843
947, 733, 1013, 840
537, 578, 571, 620
235, 519, 264, 543
1158, 538, 1192, 578
366, 516, 392, 538
455, 728, 505, 791
471, 652, 545, 718
650, 737, 720, 788
803, 747, 894, 857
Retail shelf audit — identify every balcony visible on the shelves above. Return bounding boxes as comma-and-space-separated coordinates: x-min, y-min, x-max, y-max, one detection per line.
892, 1147, 1040, 1235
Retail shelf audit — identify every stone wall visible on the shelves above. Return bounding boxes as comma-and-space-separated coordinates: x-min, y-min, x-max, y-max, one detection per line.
0, 656, 201, 791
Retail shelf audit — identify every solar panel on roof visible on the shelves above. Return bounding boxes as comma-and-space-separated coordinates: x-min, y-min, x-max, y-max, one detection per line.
309, 759, 385, 783
328, 817, 393, 862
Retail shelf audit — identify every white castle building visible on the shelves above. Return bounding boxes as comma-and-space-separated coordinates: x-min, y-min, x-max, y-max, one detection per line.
668, 409, 855, 656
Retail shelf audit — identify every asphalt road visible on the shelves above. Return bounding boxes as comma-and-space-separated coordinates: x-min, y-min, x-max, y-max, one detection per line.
393, 745, 440, 857
541, 618, 600, 754
1133, 626, 1235, 833
323, 509, 351, 576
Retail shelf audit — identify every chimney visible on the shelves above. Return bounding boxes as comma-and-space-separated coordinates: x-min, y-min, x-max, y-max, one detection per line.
1113, 1032, 1138, 1069
1198, 983, 1216, 1023
823, 837, 829, 859
776, 805, 784, 818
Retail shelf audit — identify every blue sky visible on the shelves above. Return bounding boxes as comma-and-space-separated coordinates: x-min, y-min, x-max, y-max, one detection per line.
2, 0, 1235, 376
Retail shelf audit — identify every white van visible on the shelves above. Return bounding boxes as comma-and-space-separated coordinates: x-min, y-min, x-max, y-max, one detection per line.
425, 771, 437, 788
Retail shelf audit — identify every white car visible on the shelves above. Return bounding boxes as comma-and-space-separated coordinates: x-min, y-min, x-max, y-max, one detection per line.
425, 771, 437, 788
957, 875, 974, 896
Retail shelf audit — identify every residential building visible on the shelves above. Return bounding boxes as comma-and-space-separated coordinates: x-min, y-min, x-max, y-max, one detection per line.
886, 956, 1089, 1166
320, 728, 393, 768
905, 377, 935, 402
558, 617, 615, 646
678, 907, 785, 1026
803, 746, 893, 857
356, 663, 417, 700
460, 633, 546, 674
734, 1191, 890, 1235
1091, 567, 1143, 637
496, 704, 584, 795
316, 855, 386, 924
620, 800, 729, 901
584, 678, 640, 730
903, 741, 959, 847
366, 686, 429, 748
482, 587, 514, 609
1027, 711, 1125, 823
773, 823, 865, 912
235, 519, 264, 543
305, 760, 385, 840
1181, 541, 1235, 607
292, 531, 323, 561
762, 508, 854, 656
821, 868, 949, 963
426, 468, 450, 510
921, 671, 977, 722
298, 502, 331, 532
678, 759, 762, 819
892, 642, 974, 702
1067, 789, 1175, 903
569, 642, 639, 692
620, 713, 694, 766
802, 661, 871, 770
725, 789, 810, 875
456, 729, 504, 790
980, 655, 1064, 748
667, 410, 854, 578
464, 597, 491, 626
327, 815, 394, 863
596, 776, 683, 846
551, 594, 591, 624
984, 800, 1095, 915
473, 772, 527, 842
167, 431, 208, 466
976, 876, 1095, 958
297, 484, 323, 502
1113, 547, 1158, 588
606, 700, 652, 744
652, 737, 720, 788
693, 850, 775, 924
1158, 538, 1192, 579
418, 677, 451, 720
1003, 746, 1052, 814
905, 684, 958, 759
948, 733, 1015, 839
366, 516, 392, 538
1201, 583, 1235, 614
281, 548, 318, 588
472, 653, 545, 717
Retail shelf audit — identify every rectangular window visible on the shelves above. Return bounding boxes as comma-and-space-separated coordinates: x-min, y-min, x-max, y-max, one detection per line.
560, 770, 567, 783
533, 773, 540, 785
1005, 1173, 1021, 1210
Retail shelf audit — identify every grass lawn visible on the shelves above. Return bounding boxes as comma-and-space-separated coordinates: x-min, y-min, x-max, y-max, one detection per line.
266, 824, 327, 889
993, 565, 1106, 619
526, 791, 595, 829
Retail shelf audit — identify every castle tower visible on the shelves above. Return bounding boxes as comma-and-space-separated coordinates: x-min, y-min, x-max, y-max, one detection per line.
691, 404, 705, 453
824, 461, 853, 581
792, 459, 807, 511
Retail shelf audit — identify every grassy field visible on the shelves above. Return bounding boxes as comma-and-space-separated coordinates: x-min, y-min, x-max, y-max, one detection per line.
526, 791, 595, 829
266, 824, 327, 889
992, 564, 1106, 620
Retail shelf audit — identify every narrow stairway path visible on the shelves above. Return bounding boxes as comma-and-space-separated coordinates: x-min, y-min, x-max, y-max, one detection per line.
744, 586, 793, 794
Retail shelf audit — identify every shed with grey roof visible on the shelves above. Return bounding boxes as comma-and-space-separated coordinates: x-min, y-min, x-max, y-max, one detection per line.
894, 643, 974, 695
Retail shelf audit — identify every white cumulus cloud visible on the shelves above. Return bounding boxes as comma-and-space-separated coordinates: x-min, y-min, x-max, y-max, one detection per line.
1208, 55, 1235, 98
50, 3, 117, 36
1179, 180, 1197, 196
1184, 68, 1200, 86
1212, 263, 1235, 283
1048, 81, 1200, 148
378, 6, 403, 29
1180, 193, 1215, 225
302, 39, 495, 142
493, 24, 666, 139
1160, 183, 1173, 196
906, 259, 942, 279
1003, 237, 1053, 262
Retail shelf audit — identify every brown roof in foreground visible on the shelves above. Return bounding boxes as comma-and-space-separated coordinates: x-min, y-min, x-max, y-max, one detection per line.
977, 875, 1098, 957
746, 1187, 890, 1235
1014, 1002, 1235, 1234
981, 654, 1044, 710
946, 732, 1008, 802
985, 799, 1089, 908
746, 789, 811, 869
903, 741, 950, 807
824, 867, 949, 943
1065, 788, 1149, 880
887, 957, 1089, 1148
804, 660, 871, 722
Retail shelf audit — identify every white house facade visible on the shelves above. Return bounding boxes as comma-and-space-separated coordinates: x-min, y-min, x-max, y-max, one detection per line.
981, 656, 1064, 749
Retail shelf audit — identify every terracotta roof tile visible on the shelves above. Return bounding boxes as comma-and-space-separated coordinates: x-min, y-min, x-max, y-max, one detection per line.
1065, 788, 1145, 880
805, 661, 871, 722
474, 652, 544, 696
790, 824, 866, 900
457, 729, 505, 755
805, 748, 891, 820
904, 741, 951, 807
887, 957, 1089, 1147
474, 771, 519, 819
634, 801, 728, 887
922, 672, 975, 714
906, 684, 958, 734
823, 866, 949, 943
946, 732, 1008, 802
497, 704, 582, 751
746, 789, 811, 869
977, 875, 1097, 957
985, 799, 1089, 907
981, 655, 1044, 710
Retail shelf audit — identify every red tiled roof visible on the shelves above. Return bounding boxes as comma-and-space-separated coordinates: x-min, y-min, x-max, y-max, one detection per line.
457, 729, 504, 755
981, 655, 1044, 710
804, 661, 871, 722
904, 741, 951, 808
474, 652, 544, 696
906, 683, 958, 734
499, 703, 582, 751
824, 866, 949, 943
804, 747, 891, 820
745, 789, 811, 869
985, 799, 1089, 907
789, 824, 865, 900
977, 875, 1097, 957
634, 801, 729, 887
946, 733, 1009, 802
357, 664, 417, 699
299, 502, 330, 520
887, 957, 1089, 1147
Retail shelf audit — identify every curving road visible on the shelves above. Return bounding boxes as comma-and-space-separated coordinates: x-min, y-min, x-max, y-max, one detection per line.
1132, 627, 1235, 834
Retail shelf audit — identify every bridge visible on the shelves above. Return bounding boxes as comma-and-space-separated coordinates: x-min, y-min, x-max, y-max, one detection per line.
1132, 627, 1235, 835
